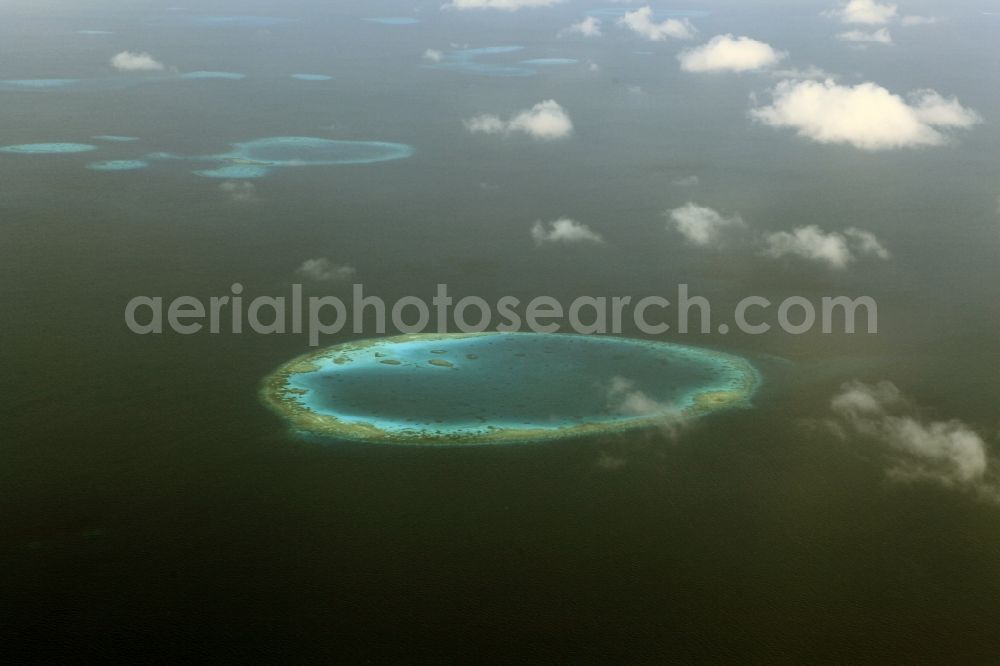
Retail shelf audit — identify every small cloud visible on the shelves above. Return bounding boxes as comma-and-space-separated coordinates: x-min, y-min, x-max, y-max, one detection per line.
828, 381, 998, 501
761, 225, 889, 269
678, 34, 786, 73
531, 217, 604, 245
561, 16, 602, 37
845, 227, 890, 260
668, 203, 745, 247
605, 377, 686, 438
836, 27, 893, 44
901, 15, 937, 26
464, 100, 573, 141
296, 258, 357, 282
110, 51, 166, 72
672, 175, 700, 187
423, 49, 444, 62
751, 79, 980, 150
595, 452, 628, 471
444, 0, 563, 10
618, 6, 696, 41
825, 0, 897, 25
219, 180, 258, 203
607, 377, 669, 415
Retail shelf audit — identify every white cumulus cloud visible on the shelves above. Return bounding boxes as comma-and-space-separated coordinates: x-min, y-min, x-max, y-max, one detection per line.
110, 51, 165, 72
618, 6, 695, 41
836, 27, 893, 44
829, 381, 998, 499
826, 0, 897, 24
423, 49, 444, 62
444, 0, 563, 10
464, 100, 573, 141
668, 203, 745, 247
751, 79, 980, 150
606, 377, 686, 438
845, 227, 891, 260
296, 258, 357, 282
531, 217, 604, 245
761, 225, 889, 269
561, 16, 602, 37
678, 34, 786, 73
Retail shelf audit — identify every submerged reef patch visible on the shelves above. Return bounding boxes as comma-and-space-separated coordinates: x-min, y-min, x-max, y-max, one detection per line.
0, 143, 97, 154
93, 135, 140, 142
0, 70, 247, 93
192, 165, 272, 179
519, 58, 579, 66
179, 71, 247, 80
261, 333, 760, 446
423, 46, 537, 77
363, 17, 421, 25
86, 160, 150, 171
291, 74, 333, 81
149, 14, 299, 28
0, 79, 81, 90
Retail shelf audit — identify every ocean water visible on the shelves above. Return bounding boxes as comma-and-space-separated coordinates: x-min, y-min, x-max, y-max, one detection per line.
2, 0, 1000, 662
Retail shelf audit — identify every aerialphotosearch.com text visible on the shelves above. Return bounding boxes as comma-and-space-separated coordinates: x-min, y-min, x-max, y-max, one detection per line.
124, 283, 878, 346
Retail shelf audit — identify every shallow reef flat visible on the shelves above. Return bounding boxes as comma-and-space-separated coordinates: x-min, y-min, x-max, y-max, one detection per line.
150, 14, 299, 28
422, 46, 537, 77
86, 160, 150, 171
362, 17, 421, 25
0, 143, 96, 154
261, 333, 760, 446
0, 70, 246, 93
179, 71, 247, 80
0, 78, 81, 90
519, 58, 579, 66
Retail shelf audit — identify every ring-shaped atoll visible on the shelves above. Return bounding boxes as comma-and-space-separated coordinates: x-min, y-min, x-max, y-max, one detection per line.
261, 333, 760, 446
423, 46, 537, 77
162, 136, 415, 178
